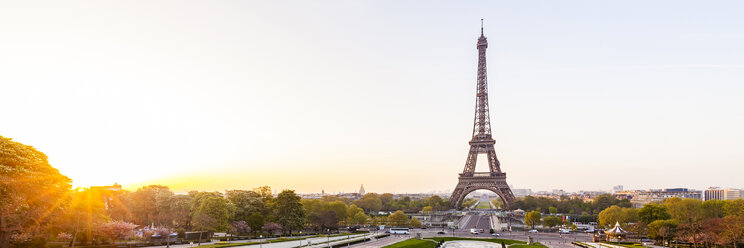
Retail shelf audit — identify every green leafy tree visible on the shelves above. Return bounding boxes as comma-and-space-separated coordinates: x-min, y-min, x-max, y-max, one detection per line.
0, 136, 72, 248
639, 203, 671, 224
351, 212, 368, 226
388, 210, 409, 227
192, 196, 230, 232
549, 207, 558, 214
131, 185, 172, 226
275, 190, 305, 234
647, 219, 678, 244
246, 212, 264, 234
725, 199, 744, 217
542, 216, 563, 228
598, 205, 638, 228
226, 190, 266, 223
380, 193, 395, 211
525, 211, 541, 229
409, 217, 422, 228
701, 199, 727, 219
664, 198, 704, 247
352, 194, 382, 212
421, 206, 433, 214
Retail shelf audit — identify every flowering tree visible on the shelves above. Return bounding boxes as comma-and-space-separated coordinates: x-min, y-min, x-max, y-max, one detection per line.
229, 221, 251, 236
261, 222, 282, 236
97, 221, 137, 243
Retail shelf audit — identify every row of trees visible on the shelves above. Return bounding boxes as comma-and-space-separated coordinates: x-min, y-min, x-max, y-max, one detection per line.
598, 198, 744, 248
512, 194, 632, 215
0, 136, 439, 248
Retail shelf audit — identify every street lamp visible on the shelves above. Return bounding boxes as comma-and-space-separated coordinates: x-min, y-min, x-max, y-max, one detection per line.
259, 235, 263, 248
327, 229, 330, 248
299, 231, 302, 247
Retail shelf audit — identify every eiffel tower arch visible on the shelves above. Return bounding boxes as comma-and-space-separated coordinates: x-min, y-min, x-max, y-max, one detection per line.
450, 21, 515, 209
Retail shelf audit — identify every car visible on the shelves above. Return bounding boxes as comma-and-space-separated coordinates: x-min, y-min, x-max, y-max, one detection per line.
528, 230, 538, 233
437, 231, 446, 235
491, 233, 501, 237
470, 229, 479, 235
559, 229, 570, 234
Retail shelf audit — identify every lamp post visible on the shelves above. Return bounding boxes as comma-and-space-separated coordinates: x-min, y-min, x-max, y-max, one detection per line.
299, 231, 302, 247
327, 229, 330, 248
259, 235, 263, 248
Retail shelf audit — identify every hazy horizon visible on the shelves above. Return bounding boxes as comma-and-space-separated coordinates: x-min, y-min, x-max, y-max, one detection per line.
2, 1, 743, 194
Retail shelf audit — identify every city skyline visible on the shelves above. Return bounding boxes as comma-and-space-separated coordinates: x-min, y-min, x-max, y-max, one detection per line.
2, 1, 744, 194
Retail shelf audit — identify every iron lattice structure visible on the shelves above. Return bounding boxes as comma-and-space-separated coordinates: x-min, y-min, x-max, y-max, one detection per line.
450, 23, 515, 209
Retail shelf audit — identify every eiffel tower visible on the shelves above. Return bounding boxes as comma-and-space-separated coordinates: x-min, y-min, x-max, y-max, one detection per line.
449, 20, 515, 209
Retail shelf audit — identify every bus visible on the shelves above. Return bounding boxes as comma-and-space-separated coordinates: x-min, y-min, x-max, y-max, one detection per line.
389, 228, 410, 234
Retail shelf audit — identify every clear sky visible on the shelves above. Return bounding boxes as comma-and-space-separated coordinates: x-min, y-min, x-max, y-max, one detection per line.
2, 1, 743, 194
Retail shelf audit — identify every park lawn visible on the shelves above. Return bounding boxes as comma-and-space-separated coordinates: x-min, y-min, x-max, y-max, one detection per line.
382, 238, 438, 248
476, 201, 492, 209
429, 237, 526, 245
601, 242, 648, 248
510, 244, 547, 248
195, 236, 311, 248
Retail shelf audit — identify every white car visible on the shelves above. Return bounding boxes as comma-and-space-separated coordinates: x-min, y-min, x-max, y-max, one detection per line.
559, 229, 570, 234
528, 229, 538, 233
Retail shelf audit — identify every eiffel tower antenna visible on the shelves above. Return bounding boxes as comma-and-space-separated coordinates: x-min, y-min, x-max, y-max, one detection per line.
481, 18, 484, 36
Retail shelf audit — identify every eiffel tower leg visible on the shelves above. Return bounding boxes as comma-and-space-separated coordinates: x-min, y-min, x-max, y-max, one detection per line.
463, 147, 479, 174
486, 146, 501, 173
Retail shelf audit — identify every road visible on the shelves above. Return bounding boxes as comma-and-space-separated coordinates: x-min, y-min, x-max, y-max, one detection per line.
460, 214, 491, 231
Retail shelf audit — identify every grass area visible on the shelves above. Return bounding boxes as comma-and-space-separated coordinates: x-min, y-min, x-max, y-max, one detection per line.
428, 237, 526, 245
382, 238, 438, 248
195, 236, 312, 248
511, 243, 547, 248
601, 241, 648, 248
475, 201, 492, 209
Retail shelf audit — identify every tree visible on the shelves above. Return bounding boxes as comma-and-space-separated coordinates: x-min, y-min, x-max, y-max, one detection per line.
648, 219, 678, 245
352, 194, 382, 212
388, 211, 409, 227
275, 190, 305, 234
725, 199, 744, 217
0, 136, 72, 248
598, 206, 638, 228
422, 206, 433, 214
351, 212, 368, 226
347, 204, 364, 225
226, 190, 266, 223
409, 217, 422, 228
64, 188, 111, 246
380, 193, 395, 211
229, 221, 251, 236
543, 216, 563, 228
131, 185, 172, 226
261, 222, 282, 236
710, 215, 744, 248
701, 199, 727, 219
639, 203, 671, 224
192, 196, 230, 232
525, 211, 542, 229
96, 221, 137, 243
664, 198, 704, 247
549, 207, 558, 214
246, 213, 264, 234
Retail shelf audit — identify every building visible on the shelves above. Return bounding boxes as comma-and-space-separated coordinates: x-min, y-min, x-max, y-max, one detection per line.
359, 184, 366, 196
511, 188, 532, 197
724, 188, 744, 200
704, 187, 724, 201
616, 188, 702, 208
612, 185, 623, 193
